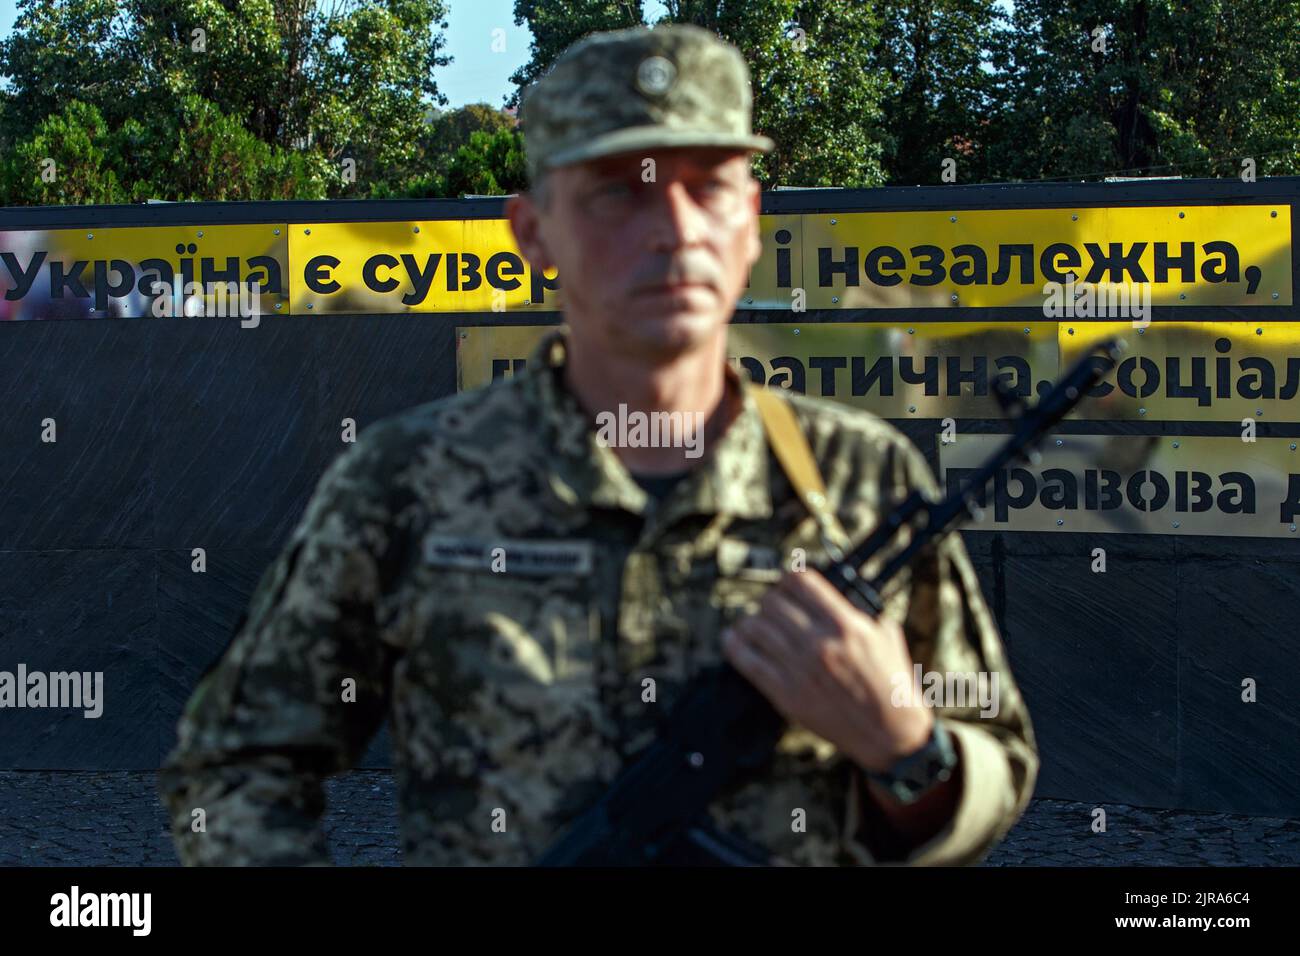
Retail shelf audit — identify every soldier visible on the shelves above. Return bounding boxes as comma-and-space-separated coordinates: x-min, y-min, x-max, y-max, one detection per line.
159, 23, 1038, 866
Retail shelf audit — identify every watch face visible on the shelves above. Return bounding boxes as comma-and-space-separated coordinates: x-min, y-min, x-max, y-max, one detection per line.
873, 724, 957, 803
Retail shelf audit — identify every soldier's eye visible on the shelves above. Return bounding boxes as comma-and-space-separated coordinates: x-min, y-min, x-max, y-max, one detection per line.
593, 181, 633, 200
693, 178, 731, 201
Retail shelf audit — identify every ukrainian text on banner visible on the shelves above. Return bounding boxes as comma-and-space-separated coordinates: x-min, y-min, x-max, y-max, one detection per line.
798, 205, 1291, 309
0, 225, 287, 320
938, 435, 1300, 539
1, 204, 1291, 318
455, 322, 1300, 423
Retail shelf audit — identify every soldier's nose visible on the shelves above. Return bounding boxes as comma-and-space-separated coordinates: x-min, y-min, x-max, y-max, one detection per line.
647, 180, 706, 250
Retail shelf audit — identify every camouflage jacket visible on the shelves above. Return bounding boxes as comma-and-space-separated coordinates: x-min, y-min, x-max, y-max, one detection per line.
159, 327, 1038, 866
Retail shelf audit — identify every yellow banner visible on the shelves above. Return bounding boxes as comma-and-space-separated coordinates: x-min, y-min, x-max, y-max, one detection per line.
288, 219, 559, 314
455, 322, 1300, 423
800, 205, 1292, 309
0, 224, 287, 320
0, 203, 1290, 318
939, 435, 1300, 539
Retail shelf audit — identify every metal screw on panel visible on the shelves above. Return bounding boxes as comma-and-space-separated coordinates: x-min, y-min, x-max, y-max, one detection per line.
1179, 293, 1186, 300
831, 297, 839, 304
1178, 212, 1185, 219
274, 229, 281, 236
275, 303, 282, 311
908, 328, 914, 334
1271, 211, 1278, 218
1055, 439, 1063, 446
304, 228, 311, 235
950, 216, 957, 223
793, 328, 800, 335
1173, 521, 1181, 528
87, 233, 93, 240
306, 303, 313, 310
830, 218, 837, 225
951, 294, 959, 303
1139, 407, 1147, 415
908, 405, 917, 413
1067, 327, 1075, 335
1173, 441, 1180, 448
1023, 327, 1030, 334
1071, 214, 1078, 221
1272, 293, 1279, 300
413, 226, 420, 233
1056, 519, 1064, 526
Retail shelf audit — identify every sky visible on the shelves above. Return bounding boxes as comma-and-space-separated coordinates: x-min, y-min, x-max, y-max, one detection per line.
0, 1, 676, 109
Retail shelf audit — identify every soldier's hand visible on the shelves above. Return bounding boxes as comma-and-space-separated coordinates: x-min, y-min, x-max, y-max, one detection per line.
721, 568, 933, 774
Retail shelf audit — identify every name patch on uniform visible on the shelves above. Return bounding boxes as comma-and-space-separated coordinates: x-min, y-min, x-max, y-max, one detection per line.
422, 534, 594, 577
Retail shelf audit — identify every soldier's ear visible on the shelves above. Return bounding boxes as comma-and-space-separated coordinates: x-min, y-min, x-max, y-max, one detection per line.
506, 193, 556, 273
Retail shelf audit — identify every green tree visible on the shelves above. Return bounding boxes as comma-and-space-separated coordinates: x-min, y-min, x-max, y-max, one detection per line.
138, 94, 334, 201
871, 0, 1006, 185
508, 1, 645, 101
0, 0, 452, 204
445, 128, 529, 196
0, 0, 137, 134
365, 103, 521, 199
987, 0, 1300, 182
1, 99, 128, 205
424, 103, 517, 171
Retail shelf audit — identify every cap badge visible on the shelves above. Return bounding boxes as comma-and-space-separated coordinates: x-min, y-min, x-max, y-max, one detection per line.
635, 55, 677, 96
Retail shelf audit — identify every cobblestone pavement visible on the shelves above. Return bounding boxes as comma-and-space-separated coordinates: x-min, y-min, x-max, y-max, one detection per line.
1, 770, 1297, 866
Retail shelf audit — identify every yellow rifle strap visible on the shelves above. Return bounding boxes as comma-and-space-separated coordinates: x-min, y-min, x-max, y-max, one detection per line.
747, 383, 852, 551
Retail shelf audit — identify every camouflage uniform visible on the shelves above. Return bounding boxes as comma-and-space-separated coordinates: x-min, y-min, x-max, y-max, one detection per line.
159, 328, 1038, 866
159, 23, 1038, 866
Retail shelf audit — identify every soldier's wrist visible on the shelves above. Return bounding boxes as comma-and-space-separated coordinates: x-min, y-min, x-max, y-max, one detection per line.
863, 718, 958, 806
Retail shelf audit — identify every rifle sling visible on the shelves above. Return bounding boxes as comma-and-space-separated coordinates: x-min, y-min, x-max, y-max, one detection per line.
747, 383, 852, 551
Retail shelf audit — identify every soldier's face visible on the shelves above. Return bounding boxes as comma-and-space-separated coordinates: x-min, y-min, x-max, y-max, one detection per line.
508, 147, 762, 359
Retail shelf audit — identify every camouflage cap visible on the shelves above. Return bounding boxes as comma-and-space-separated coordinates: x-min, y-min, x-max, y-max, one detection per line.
519, 24, 775, 182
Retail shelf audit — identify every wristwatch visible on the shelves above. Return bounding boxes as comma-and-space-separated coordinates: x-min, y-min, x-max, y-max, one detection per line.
864, 720, 959, 805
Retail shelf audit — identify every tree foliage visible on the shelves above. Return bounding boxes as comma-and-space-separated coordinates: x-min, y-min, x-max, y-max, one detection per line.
0, 0, 453, 203
1, 0, 1297, 206
986, 0, 1300, 181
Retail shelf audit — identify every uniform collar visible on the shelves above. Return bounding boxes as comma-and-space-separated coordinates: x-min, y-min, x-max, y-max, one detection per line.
526, 326, 773, 524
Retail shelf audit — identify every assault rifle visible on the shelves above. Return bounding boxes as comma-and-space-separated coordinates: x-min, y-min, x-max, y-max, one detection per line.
535, 338, 1126, 866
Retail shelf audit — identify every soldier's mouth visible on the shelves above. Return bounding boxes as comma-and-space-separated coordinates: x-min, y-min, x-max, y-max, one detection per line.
635, 282, 714, 294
